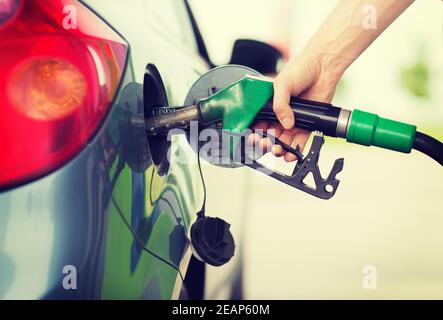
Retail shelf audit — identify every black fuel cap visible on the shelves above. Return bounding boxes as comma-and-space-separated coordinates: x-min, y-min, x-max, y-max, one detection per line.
190, 216, 235, 267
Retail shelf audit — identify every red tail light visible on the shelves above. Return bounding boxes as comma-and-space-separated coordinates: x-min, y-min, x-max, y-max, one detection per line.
0, 0, 128, 189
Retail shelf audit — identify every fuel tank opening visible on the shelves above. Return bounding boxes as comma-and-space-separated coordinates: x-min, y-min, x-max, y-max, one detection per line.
143, 63, 170, 176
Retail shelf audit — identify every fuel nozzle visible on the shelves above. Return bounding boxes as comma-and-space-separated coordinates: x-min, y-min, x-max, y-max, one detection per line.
145, 70, 441, 200
145, 74, 418, 154
196, 75, 417, 154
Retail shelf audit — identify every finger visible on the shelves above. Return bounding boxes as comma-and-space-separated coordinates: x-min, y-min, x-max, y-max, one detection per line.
272, 128, 295, 157
272, 144, 285, 157
284, 137, 298, 162
277, 129, 297, 162
248, 133, 261, 145
248, 120, 269, 145
261, 123, 283, 151
271, 126, 298, 157
268, 122, 284, 136
278, 128, 298, 145
273, 77, 294, 130
259, 137, 273, 153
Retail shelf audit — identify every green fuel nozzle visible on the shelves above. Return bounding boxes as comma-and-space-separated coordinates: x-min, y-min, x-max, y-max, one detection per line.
196, 75, 417, 154
346, 109, 416, 153
145, 69, 442, 199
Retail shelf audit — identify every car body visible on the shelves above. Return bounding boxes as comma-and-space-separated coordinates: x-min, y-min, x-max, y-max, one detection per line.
0, 0, 247, 299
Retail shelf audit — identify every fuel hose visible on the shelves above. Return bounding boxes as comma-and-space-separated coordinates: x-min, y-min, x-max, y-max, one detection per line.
412, 131, 443, 165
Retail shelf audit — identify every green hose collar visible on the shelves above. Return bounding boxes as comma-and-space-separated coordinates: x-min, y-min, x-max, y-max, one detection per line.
346, 109, 416, 153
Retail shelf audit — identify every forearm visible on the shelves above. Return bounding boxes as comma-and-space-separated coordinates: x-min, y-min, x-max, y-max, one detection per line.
271, 0, 415, 153
304, 0, 415, 79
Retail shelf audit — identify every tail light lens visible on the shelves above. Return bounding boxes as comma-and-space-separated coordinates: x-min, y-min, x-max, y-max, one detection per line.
0, 0, 128, 189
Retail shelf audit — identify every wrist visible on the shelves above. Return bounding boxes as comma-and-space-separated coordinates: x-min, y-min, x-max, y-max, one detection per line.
319, 51, 353, 80
303, 40, 354, 80
294, 50, 348, 102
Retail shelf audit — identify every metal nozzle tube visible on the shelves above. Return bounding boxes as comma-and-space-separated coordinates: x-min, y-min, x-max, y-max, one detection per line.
145, 105, 199, 135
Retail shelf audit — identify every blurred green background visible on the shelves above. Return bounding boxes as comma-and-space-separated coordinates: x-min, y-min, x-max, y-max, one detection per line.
190, 0, 443, 299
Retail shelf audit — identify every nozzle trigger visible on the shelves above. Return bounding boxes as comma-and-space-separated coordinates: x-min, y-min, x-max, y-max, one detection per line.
241, 131, 344, 200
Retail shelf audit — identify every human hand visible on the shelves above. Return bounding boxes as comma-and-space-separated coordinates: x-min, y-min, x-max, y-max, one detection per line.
251, 0, 414, 162
251, 52, 343, 162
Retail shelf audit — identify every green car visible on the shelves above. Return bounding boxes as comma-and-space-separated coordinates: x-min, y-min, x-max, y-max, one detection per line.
0, 0, 283, 299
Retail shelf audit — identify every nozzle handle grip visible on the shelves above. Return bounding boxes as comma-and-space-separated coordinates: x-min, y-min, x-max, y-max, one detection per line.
259, 98, 342, 137
289, 98, 342, 136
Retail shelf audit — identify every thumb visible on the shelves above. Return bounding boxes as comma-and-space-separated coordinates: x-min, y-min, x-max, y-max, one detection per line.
273, 76, 294, 130
273, 62, 315, 129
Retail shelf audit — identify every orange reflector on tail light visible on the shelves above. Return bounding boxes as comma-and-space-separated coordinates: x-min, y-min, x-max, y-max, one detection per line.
8, 58, 87, 120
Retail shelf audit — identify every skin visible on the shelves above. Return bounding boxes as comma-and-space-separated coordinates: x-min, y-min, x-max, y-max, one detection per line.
253, 0, 415, 162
